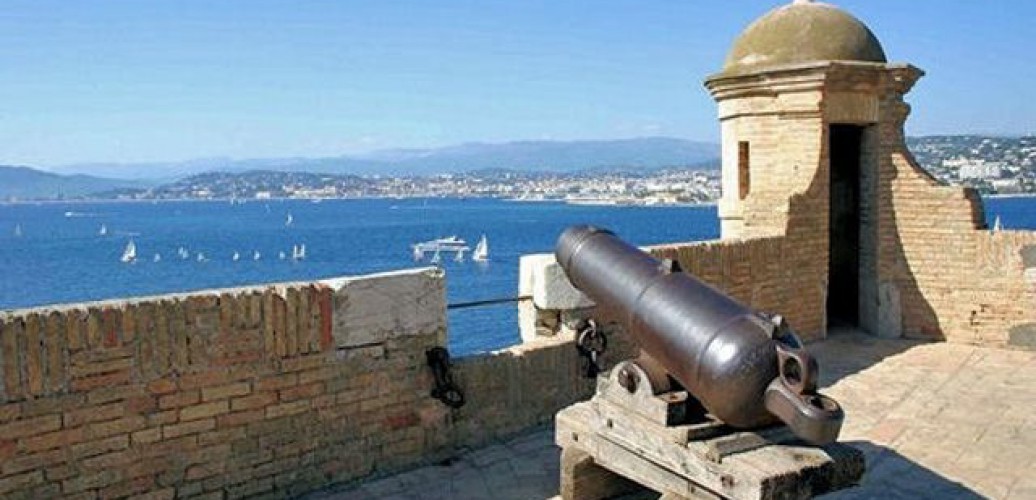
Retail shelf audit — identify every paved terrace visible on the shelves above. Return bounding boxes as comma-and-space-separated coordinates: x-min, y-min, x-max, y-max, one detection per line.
309, 332, 1036, 499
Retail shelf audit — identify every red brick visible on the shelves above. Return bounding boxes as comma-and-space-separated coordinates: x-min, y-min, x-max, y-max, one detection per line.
131, 428, 162, 445
256, 373, 297, 391
0, 403, 21, 423
69, 357, 134, 378
65, 401, 125, 428
70, 369, 132, 392
159, 390, 199, 410
383, 411, 420, 431
127, 487, 175, 500
146, 378, 177, 395
2, 448, 65, 475
265, 400, 309, 419
217, 409, 265, 428
86, 384, 146, 405
0, 439, 16, 460
299, 366, 337, 385
179, 370, 231, 390
125, 395, 158, 414
230, 391, 277, 412
201, 381, 251, 402
0, 414, 61, 440
163, 418, 215, 439
81, 449, 136, 469
20, 426, 86, 453
279, 382, 323, 402
86, 415, 146, 439
179, 400, 229, 421
72, 434, 129, 459
24, 314, 45, 396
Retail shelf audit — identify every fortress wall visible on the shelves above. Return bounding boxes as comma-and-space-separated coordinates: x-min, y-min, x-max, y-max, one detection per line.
0, 266, 657, 499
650, 236, 826, 340
0, 269, 457, 498
879, 101, 1036, 345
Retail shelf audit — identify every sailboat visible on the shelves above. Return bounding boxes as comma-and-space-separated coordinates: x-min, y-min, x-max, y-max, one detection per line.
153, 253, 162, 263
178, 246, 189, 260
430, 249, 442, 265
232, 251, 240, 262
98, 224, 108, 236
279, 251, 287, 260
992, 215, 1003, 232
196, 252, 207, 263
13, 224, 22, 238
285, 213, 294, 227
291, 244, 306, 261
454, 248, 466, 263
472, 234, 489, 262
120, 240, 137, 263
413, 246, 425, 261
253, 251, 261, 261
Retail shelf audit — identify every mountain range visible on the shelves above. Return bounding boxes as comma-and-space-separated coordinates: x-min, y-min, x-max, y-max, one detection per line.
48, 137, 720, 180
0, 166, 146, 200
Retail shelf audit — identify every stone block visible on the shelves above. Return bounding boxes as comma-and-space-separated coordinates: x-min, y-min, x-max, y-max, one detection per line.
324, 268, 446, 348
520, 253, 594, 311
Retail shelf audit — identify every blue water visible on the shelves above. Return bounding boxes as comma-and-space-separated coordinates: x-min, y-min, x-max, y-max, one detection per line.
1, 196, 1033, 355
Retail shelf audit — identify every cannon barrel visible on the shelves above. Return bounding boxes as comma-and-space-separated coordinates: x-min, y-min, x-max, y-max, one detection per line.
556, 226, 843, 445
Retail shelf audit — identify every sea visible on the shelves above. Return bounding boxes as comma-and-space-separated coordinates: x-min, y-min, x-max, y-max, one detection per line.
1, 196, 1034, 356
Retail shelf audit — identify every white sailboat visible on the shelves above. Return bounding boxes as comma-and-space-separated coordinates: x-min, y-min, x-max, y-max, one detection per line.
992, 215, 1003, 232
253, 250, 261, 261
413, 246, 425, 261
178, 247, 189, 260
153, 253, 162, 263
232, 251, 240, 262
472, 234, 489, 262
98, 224, 108, 236
120, 240, 137, 263
291, 244, 306, 261
454, 248, 466, 263
279, 251, 287, 260
13, 224, 22, 238
196, 252, 207, 263
285, 213, 294, 227
430, 249, 442, 265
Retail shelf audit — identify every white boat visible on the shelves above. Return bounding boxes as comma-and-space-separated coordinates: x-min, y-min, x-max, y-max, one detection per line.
153, 253, 161, 263
13, 224, 22, 238
232, 251, 240, 262
472, 235, 489, 262
413, 246, 425, 261
454, 248, 466, 263
121, 240, 137, 263
196, 252, 207, 263
279, 251, 287, 260
285, 213, 294, 227
98, 224, 108, 236
411, 236, 469, 254
430, 249, 442, 265
291, 244, 306, 261
178, 247, 189, 260
253, 251, 261, 261
992, 215, 1003, 232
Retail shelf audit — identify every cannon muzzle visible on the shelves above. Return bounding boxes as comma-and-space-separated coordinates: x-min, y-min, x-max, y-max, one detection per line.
556, 226, 843, 445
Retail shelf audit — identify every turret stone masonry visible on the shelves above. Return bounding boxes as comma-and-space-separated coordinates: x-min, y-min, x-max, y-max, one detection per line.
0, 2, 1034, 499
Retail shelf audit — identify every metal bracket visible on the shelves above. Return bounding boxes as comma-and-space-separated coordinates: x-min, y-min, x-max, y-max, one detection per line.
426, 347, 465, 409
576, 319, 608, 378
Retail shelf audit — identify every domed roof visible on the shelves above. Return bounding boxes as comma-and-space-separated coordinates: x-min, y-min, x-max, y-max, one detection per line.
723, 0, 887, 74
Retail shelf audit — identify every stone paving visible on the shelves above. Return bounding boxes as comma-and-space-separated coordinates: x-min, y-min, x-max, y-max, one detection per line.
310, 332, 1036, 499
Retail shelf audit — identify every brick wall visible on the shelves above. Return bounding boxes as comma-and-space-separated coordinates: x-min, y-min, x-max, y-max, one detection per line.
0, 267, 648, 499
650, 237, 825, 340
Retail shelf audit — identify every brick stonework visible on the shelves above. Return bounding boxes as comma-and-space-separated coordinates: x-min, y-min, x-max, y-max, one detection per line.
0, 268, 608, 499
705, 61, 1036, 345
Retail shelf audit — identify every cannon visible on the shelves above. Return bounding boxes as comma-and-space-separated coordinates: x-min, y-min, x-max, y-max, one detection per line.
555, 225, 843, 446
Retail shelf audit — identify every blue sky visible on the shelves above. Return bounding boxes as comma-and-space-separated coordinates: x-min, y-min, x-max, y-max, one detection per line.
0, 0, 1033, 167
